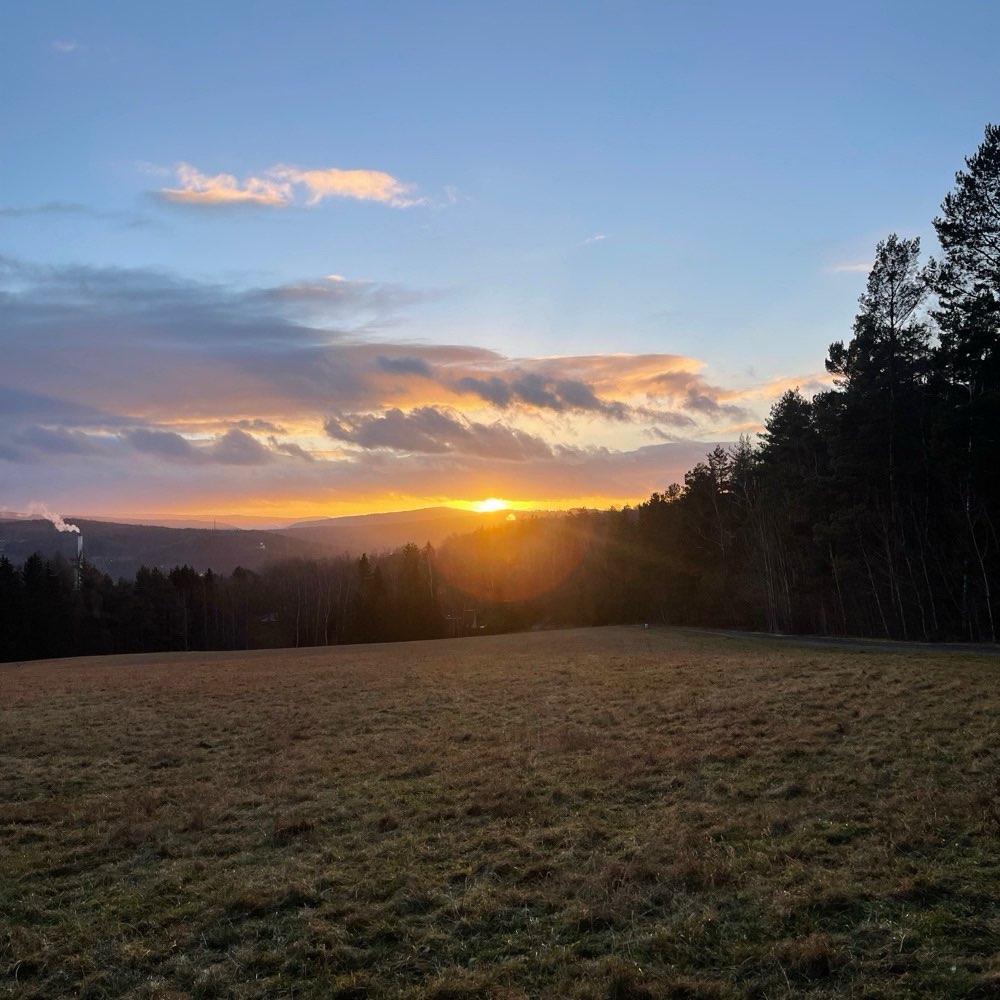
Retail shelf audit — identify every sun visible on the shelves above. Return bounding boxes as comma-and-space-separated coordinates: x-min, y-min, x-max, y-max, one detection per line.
474, 497, 508, 513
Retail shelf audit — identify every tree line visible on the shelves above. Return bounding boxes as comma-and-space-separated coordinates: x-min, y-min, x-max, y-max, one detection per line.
2, 125, 998, 661
439, 125, 1000, 643
0, 543, 449, 662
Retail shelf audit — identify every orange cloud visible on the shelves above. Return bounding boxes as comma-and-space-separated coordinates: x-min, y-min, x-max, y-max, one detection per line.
156, 162, 420, 208
719, 372, 836, 405
268, 165, 421, 207
159, 163, 292, 206
519, 353, 705, 398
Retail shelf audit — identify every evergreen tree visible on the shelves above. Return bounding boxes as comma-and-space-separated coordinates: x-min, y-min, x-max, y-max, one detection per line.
931, 123, 1000, 639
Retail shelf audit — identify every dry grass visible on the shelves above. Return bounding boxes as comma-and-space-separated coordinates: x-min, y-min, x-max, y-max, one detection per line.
1, 627, 998, 999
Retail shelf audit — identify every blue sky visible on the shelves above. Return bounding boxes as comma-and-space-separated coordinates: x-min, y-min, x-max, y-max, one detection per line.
2, 1, 998, 521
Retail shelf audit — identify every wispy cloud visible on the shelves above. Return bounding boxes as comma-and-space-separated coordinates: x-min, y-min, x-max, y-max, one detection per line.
827, 261, 871, 274
724, 372, 836, 402
0, 201, 90, 218
52, 40, 80, 53
0, 201, 158, 230
135, 161, 173, 178
156, 162, 421, 208
582, 233, 608, 245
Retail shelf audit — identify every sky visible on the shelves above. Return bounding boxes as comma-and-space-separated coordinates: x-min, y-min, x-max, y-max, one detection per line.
3, 1, 999, 524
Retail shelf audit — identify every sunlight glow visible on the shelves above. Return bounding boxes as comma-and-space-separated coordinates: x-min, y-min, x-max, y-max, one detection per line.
474, 497, 509, 513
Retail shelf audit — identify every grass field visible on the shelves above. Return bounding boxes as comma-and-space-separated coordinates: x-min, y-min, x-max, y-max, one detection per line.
2, 627, 998, 999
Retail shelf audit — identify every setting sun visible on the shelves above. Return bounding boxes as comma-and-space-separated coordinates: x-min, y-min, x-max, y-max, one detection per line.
474, 497, 508, 513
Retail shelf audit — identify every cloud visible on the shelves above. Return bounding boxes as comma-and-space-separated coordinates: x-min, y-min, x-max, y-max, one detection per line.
135, 161, 173, 178
123, 428, 274, 466
725, 372, 836, 404
582, 234, 608, 245
647, 426, 687, 442
682, 388, 748, 419
211, 429, 273, 465
1, 433, 725, 520
325, 407, 554, 461
124, 428, 201, 462
0, 386, 128, 428
637, 369, 747, 419
0, 255, 760, 446
1, 253, 811, 517
158, 163, 291, 206
0, 202, 157, 230
451, 371, 628, 419
247, 277, 425, 322
633, 406, 698, 428
0, 201, 91, 218
552, 378, 627, 419
525, 353, 705, 399
828, 262, 872, 273
14, 425, 108, 456
453, 376, 512, 407
268, 437, 314, 462
155, 162, 420, 209
236, 418, 286, 434
508, 373, 563, 411
376, 355, 434, 377
268, 165, 422, 207
52, 40, 80, 53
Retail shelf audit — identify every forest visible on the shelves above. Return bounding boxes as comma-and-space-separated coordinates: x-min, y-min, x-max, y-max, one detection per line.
2, 124, 998, 661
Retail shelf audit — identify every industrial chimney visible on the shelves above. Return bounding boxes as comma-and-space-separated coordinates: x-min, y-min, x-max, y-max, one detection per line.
74, 533, 84, 591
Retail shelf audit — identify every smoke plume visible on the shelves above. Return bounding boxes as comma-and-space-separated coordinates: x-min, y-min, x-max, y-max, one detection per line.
27, 502, 80, 533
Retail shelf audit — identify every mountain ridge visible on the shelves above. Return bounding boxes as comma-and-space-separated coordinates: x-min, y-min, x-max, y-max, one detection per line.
0, 506, 553, 577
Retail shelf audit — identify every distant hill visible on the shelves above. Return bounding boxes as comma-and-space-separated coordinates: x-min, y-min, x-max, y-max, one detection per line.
76, 515, 243, 530
286, 506, 480, 529
0, 507, 553, 578
279, 507, 547, 554
0, 518, 326, 578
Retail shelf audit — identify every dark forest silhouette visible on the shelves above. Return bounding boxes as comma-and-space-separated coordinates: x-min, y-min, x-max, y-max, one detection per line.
3, 125, 999, 661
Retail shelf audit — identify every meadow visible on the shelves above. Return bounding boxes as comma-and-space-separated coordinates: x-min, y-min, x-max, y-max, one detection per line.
2, 627, 998, 999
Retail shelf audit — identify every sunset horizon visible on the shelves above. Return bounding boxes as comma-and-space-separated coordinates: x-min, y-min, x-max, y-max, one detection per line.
7, 488, 680, 528
4, 2, 998, 525
4, 7, 1000, 996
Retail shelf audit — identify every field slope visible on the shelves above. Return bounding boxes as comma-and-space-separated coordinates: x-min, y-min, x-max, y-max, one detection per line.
2, 628, 998, 999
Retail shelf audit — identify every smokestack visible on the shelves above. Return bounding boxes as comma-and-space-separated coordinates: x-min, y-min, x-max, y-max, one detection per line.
74, 533, 84, 591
